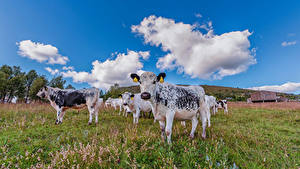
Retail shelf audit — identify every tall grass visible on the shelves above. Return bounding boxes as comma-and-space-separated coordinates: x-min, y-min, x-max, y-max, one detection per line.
0, 103, 299, 168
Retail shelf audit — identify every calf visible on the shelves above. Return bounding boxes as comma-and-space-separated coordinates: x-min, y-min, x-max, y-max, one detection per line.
216, 100, 228, 114
37, 86, 99, 125
121, 92, 155, 123
130, 72, 207, 144
204, 95, 218, 127
205, 95, 218, 115
105, 97, 123, 113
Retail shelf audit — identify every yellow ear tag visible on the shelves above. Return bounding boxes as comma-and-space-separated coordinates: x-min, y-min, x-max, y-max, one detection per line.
133, 77, 138, 82
131, 97, 134, 100
119, 96, 122, 99
159, 76, 164, 83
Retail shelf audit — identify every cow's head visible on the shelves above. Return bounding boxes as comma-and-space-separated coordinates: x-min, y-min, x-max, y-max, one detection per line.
121, 92, 134, 106
130, 72, 166, 100
37, 86, 49, 99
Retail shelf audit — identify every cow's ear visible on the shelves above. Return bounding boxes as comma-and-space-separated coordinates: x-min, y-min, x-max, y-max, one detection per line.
118, 94, 122, 98
130, 94, 135, 100
157, 73, 166, 83
43, 86, 48, 90
130, 73, 140, 83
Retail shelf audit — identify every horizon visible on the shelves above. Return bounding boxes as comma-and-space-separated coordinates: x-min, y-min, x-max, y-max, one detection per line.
1, 0, 300, 94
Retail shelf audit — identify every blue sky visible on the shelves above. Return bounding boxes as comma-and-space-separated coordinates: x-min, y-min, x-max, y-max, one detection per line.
0, 0, 300, 93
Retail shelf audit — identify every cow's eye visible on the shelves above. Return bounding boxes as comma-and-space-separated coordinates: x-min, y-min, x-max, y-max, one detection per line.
153, 81, 156, 84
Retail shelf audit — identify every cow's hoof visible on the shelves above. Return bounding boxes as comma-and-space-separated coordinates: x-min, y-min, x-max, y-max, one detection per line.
55, 120, 59, 125
201, 134, 206, 139
189, 135, 194, 139
88, 122, 92, 125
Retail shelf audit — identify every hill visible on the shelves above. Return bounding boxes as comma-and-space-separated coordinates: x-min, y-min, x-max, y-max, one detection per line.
104, 84, 299, 101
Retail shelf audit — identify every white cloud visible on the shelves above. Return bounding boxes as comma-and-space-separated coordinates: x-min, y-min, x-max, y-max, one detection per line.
62, 50, 149, 89
62, 66, 74, 70
45, 67, 60, 75
195, 13, 202, 18
248, 82, 300, 93
281, 41, 297, 47
132, 15, 256, 80
17, 40, 69, 65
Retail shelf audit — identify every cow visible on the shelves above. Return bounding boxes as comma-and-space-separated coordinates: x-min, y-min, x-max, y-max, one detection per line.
121, 92, 155, 123
105, 97, 113, 108
130, 72, 207, 144
205, 95, 218, 116
104, 97, 123, 114
37, 86, 100, 125
216, 100, 228, 114
203, 95, 218, 127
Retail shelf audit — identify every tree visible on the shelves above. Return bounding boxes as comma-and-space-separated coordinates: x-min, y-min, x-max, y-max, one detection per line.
0, 65, 12, 102
0, 71, 8, 101
25, 70, 38, 102
29, 76, 48, 101
65, 84, 75, 89
49, 76, 66, 89
0, 65, 26, 102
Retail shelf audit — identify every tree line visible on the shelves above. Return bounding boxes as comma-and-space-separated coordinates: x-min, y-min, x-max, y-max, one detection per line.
0, 65, 75, 103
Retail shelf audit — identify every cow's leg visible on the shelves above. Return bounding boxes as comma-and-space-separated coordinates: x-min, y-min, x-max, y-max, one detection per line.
200, 109, 207, 139
207, 108, 211, 127
181, 121, 186, 127
212, 106, 216, 115
95, 107, 99, 124
135, 108, 140, 124
55, 107, 62, 125
59, 110, 66, 123
224, 105, 228, 114
151, 107, 156, 123
165, 110, 175, 144
190, 116, 198, 139
159, 120, 166, 141
87, 105, 95, 125
133, 112, 137, 124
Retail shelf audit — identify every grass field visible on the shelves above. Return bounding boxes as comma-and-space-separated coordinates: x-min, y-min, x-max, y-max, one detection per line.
0, 102, 299, 168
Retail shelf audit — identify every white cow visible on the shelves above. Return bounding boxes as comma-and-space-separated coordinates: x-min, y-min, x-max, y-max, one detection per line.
121, 92, 155, 123
203, 95, 218, 127
130, 72, 207, 144
105, 97, 123, 113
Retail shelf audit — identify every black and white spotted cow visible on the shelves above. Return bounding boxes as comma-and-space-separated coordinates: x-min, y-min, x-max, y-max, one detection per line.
216, 100, 228, 114
37, 86, 100, 125
130, 72, 207, 144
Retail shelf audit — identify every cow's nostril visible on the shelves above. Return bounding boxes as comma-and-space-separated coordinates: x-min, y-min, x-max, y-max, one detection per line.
141, 92, 151, 100
123, 103, 128, 106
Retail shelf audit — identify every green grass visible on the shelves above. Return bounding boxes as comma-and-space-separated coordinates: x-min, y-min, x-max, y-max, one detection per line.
0, 103, 299, 168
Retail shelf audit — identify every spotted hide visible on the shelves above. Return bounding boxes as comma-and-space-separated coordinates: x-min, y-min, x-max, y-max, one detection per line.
216, 100, 228, 114
37, 86, 100, 125
130, 72, 207, 144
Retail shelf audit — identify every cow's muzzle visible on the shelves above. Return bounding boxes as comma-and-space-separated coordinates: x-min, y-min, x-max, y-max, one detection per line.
123, 103, 128, 106
141, 92, 151, 100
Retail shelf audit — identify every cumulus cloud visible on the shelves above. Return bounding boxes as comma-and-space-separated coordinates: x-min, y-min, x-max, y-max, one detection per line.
248, 82, 300, 93
62, 66, 74, 70
17, 40, 69, 65
195, 13, 202, 18
132, 15, 256, 79
61, 50, 149, 89
281, 41, 297, 47
45, 67, 60, 75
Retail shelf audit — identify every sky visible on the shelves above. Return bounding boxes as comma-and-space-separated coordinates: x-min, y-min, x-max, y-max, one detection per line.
0, 0, 300, 93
